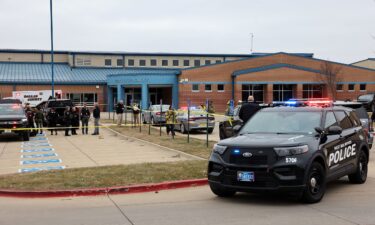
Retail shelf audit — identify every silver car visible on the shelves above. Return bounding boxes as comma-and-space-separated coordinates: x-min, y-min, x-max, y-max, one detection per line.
142, 104, 170, 125
175, 108, 215, 134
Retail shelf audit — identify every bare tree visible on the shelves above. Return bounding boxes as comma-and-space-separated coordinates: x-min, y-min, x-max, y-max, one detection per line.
318, 61, 342, 101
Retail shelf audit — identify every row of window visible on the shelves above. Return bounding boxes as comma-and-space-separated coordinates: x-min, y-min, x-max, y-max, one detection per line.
192, 84, 225, 92
66, 93, 98, 104
104, 58, 222, 67
336, 84, 366, 91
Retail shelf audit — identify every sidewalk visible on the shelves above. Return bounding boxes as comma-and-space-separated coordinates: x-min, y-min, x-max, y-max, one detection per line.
0, 125, 195, 175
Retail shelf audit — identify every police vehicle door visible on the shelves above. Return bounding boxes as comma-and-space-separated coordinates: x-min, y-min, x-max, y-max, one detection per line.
323, 111, 346, 177
328, 110, 358, 175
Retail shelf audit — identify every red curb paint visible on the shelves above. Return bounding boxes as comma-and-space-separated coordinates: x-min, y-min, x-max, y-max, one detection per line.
0, 179, 208, 198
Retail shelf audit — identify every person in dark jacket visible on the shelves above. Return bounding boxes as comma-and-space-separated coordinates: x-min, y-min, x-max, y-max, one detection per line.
25, 104, 35, 133
63, 106, 72, 136
71, 107, 80, 135
115, 100, 125, 126
92, 103, 100, 135
80, 103, 90, 135
238, 95, 261, 124
34, 107, 44, 134
47, 108, 58, 135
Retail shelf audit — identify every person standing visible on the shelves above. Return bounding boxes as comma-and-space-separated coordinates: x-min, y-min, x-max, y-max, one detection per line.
238, 95, 261, 124
165, 106, 177, 137
34, 107, 44, 134
47, 108, 58, 135
80, 103, 90, 135
71, 107, 80, 135
92, 103, 100, 135
63, 106, 72, 136
25, 104, 35, 134
115, 100, 125, 126
132, 103, 140, 126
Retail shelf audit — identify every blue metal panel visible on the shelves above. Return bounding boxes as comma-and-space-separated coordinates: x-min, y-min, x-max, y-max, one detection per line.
141, 84, 148, 109
107, 86, 114, 111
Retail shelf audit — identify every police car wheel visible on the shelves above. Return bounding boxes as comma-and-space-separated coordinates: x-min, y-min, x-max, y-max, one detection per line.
209, 183, 236, 197
348, 150, 368, 184
302, 162, 326, 203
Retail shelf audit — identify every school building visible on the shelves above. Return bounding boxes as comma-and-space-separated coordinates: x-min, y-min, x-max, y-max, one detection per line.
0, 49, 374, 112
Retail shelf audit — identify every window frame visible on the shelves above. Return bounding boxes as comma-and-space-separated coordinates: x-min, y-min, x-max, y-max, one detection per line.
194, 60, 201, 67
183, 60, 190, 67
116, 59, 124, 67
128, 59, 135, 66
172, 60, 179, 66
359, 83, 366, 92
104, 59, 112, 66
205, 84, 212, 92
336, 84, 343, 92
192, 84, 199, 92
348, 83, 355, 92
217, 84, 225, 92
162, 60, 168, 66
334, 110, 354, 130
205, 60, 211, 65
150, 59, 157, 66
139, 59, 146, 66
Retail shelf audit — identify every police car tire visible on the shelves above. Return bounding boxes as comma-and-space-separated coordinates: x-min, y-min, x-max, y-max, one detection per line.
208, 128, 214, 134
301, 162, 326, 203
209, 183, 236, 197
348, 150, 368, 184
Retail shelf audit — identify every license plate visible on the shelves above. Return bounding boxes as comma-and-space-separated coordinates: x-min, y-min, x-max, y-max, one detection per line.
199, 123, 207, 127
3, 129, 12, 133
237, 171, 255, 182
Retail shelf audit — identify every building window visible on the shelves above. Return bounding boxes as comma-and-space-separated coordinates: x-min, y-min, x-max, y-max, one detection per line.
215, 60, 221, 64
139, 59, 146, 66
128, 59, 134, 66
360, 84, 366, 91
273, 84, 294, 101
242, 84, 264, 103
194, 60, 201, 67
183, 60, 190, 67
205, 84, 212, 92
105, 59, 112, 66
192, 84, 199, 92
150, 59, 157, 66
162, 60, 168, 66
66, 93, 97, 105
76, 57, 91, 66
205, 60, 211, 65
303, 84, 324, 98
117, 59, 123, 66
217, 84, 225, 92
172, 60, 179, 66
348, 84, 355, 91
336, 84, 343, 91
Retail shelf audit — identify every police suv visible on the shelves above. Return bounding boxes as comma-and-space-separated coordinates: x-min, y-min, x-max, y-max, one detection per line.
208, 101, 370, 203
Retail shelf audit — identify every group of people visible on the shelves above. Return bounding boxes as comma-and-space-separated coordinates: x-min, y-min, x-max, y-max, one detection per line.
63, 103, 101, 136
115, 100, 141, 126
24, 102, 101, 136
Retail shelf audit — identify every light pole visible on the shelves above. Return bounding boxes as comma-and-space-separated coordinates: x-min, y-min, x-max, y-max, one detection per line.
250, 33, 254, 54
50, 0, 55, 98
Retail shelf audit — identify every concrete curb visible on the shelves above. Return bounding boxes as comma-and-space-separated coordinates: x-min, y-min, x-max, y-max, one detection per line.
0, 178, 208, 198
104, 126, 207, 161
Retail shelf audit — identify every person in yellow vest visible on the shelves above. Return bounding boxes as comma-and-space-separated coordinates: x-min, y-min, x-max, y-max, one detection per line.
165, 106, 177, 137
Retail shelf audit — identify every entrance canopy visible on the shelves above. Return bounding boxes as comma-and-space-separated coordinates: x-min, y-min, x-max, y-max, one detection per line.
106, 69, 180, 110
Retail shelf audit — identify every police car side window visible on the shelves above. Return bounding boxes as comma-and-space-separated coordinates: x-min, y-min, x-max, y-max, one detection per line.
348, 111, 360, 127
324, 111, 338, 129
334, 111, 353, 130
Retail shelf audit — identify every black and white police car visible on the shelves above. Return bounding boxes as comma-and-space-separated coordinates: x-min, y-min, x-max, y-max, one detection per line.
208, 100, 370, 203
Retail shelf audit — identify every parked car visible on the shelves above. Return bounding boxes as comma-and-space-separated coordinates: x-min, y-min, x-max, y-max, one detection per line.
142, 104, 170, 125
174, 108, 215, 134
41, 99, 74, 125
334, 101, 373, 149
357, 93, 375, 112
0, 103, 30, 141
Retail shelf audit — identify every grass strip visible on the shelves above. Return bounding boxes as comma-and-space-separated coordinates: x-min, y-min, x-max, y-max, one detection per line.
108, 124, 216, 159
0, 160, 207, 191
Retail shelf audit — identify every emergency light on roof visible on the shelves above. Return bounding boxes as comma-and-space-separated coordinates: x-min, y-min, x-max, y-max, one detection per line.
273, 98, 333, 107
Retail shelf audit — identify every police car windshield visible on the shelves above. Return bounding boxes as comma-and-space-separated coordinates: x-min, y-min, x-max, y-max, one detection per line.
0, 104, 24, 116
153, 105, 170, 111
240, 111, 321, 135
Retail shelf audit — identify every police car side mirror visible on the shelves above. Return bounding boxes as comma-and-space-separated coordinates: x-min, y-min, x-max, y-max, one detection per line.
327, 126, 342, 135
314, 127, 324, 134
233, 125, 242, 134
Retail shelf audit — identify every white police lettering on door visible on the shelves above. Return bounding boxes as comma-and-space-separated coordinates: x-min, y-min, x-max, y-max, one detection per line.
328, 140, 356, 167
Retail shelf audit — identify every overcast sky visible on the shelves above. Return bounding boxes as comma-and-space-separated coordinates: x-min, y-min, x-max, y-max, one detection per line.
0, 0, 374, 63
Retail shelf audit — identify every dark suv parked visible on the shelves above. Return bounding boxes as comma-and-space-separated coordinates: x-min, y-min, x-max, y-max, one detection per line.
40, 99, 74, 125
357, 93, 375, 112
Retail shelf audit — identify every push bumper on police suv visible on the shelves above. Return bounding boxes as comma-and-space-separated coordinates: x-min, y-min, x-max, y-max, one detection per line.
208, 145, 310, 192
